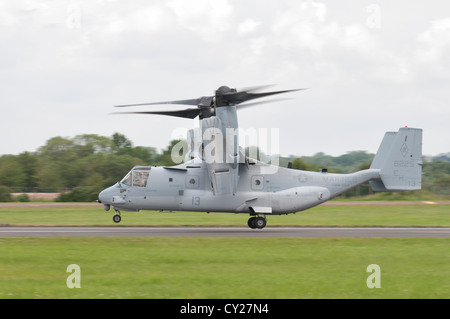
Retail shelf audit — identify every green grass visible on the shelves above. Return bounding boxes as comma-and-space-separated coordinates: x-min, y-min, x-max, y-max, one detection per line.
0, 203, 449, 227
0, 203, 449, 299
0, 237, 449, 299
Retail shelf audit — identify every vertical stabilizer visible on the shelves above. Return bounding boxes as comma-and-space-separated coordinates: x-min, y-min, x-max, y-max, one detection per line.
370, 127, 422, 191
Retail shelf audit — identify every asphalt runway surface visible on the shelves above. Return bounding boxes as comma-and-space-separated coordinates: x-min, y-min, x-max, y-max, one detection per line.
0, 226, 449, 238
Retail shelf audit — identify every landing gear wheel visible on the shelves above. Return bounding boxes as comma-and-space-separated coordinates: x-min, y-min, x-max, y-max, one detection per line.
248, 217, 256, 229
247, 216, 266, 229
113, 213, 121, 223
254, 216, 266, 229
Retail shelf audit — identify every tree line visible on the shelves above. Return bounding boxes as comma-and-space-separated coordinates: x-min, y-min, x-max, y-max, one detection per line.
0, 133, 449, 201
0, 133, 183, 201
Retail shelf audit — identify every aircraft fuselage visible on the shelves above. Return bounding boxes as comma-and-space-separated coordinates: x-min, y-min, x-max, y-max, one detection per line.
99, 159, 380, 215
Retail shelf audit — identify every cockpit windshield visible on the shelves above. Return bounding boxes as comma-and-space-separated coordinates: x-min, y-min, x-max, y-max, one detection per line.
121, 172, 132, 186
120, 167, 151, 187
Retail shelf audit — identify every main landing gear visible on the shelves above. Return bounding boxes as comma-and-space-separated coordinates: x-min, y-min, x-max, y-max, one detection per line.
247, 215, 267, 229
113, 210, 121, 223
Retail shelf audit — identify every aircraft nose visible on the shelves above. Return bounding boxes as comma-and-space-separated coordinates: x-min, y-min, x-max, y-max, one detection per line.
98, 189, 107, 203
98, 188, 112, 211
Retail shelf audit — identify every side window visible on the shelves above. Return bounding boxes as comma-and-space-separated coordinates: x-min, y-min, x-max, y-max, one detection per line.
132, 171, 149, 187
186, 176, 199, 189
251, 176, 264, 190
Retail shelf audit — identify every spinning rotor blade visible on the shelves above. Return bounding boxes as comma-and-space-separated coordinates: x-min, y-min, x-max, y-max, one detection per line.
112, 85, 304, 120
222, 88, 304, 105
237, 97, 294, 110
235, 84, 276, 93
112, 108, 201, 119
115, 96, 213, 108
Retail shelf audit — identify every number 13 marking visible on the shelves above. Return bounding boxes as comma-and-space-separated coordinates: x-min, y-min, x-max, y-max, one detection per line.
192, 197, 200, 206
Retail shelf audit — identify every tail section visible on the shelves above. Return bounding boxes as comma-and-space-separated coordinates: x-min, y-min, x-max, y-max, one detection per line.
370, 127, 422, 192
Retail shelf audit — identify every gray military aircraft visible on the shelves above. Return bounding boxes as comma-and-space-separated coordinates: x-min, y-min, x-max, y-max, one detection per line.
98, 85, 422, 229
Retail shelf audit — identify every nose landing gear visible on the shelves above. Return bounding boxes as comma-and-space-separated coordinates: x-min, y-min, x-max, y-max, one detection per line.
247, 215, 267, 229
113, 210, 121, 223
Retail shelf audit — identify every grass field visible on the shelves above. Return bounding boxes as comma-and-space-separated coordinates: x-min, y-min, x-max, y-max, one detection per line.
0, 203, 449, 299
1, 237, 449, 299
0, 202, 449, 227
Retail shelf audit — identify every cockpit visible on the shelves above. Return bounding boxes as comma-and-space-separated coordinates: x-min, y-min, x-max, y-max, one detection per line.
120, 166, 151, 187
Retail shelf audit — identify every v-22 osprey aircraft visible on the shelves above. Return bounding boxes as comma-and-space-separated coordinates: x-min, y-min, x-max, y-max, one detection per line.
98, 85, 422, 229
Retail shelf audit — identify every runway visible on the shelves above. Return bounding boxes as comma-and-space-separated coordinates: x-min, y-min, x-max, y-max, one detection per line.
0, 226, 449, 238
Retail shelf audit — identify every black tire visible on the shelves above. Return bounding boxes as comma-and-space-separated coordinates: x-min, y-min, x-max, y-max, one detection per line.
248, 217, 256, 229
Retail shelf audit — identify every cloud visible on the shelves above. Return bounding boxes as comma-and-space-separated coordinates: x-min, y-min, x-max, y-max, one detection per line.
237, 18, 261, 36
0, 2, 17, 27
417, 17, 450, 61
0, 0, 449, 157
106, 5, 173, 34
230, 1, 409, 87
167, 0, 234, 41
271, 1, 329, 51
414, 17, 450, 83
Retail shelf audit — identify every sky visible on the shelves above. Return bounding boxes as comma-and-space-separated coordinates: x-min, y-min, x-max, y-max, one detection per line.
1, 0, 449, 157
